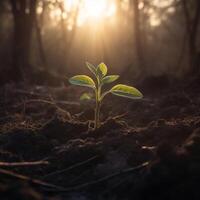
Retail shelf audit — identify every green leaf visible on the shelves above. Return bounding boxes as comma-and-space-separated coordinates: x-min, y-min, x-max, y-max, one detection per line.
69, 75, 95, 89
86, 62, 96, 76
80, 93, 92, 101
97, 63, 107, 78
102, 75, 119, 85
110, 84, 143, 99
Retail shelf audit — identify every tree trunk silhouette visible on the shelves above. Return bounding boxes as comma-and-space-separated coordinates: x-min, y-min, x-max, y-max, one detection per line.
10, 0, 37, 81
132, 0, 145, 74
182, 0, 200, 74
35, 14, 47, 69
59, 0, 80, 71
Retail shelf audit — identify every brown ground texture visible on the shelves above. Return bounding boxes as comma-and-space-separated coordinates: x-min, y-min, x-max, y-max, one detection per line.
0, 76, 200, 200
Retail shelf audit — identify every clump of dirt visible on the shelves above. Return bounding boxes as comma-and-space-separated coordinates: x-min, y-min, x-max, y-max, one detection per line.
41, 116, 89, 141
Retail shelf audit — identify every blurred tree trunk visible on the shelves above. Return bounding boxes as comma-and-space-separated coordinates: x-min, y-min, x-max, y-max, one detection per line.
59, 1, 67, 57
182, 0, 200, 74
35, 12, 47, 68
59, 0, 80, 70
115, 0, 123, 23
67, 5, 79, 57
10, 0, 37, 81
132, 0, 145, 74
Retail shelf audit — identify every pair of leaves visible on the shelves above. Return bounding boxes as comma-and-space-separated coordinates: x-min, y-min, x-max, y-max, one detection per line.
69, 76, 143, 99
69, 74, 119, 88
69, 62, 143, 100
86, 62, 107, 78
69, 63, 119, 89
86, 62, 119, 85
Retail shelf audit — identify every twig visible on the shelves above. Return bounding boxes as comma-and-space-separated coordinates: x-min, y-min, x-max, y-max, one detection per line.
0, 168, 66, 190
0, 161, 150, 193
112, 112, 128, 120
15, 89, 49, 97
15, 99, 80, 107
17, 99, 74, 119
42, 155, 99, 179
44, 161, 150, 192
0, 160, 49, 167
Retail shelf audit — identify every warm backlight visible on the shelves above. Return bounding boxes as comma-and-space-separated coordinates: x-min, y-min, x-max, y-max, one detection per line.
64, 0, 116, 25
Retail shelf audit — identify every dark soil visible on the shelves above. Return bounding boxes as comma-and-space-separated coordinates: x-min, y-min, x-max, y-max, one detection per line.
0, 76, 200, 200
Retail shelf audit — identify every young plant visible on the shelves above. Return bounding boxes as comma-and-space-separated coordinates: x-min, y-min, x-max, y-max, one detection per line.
69, 62, 143, 129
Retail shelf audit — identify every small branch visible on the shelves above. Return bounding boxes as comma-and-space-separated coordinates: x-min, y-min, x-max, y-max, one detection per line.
45, 161, 150, 192
42, 155, 99, 179
112, 112, 128, 120
0, 168, 65, 191
0, 160, 49, 167
0, 161, 150, 193
14, 99, 79, 119
16, 99, 80, 107
14, 89, 49, 97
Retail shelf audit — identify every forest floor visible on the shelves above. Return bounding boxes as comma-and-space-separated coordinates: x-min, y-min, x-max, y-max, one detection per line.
0, 75, 200, 200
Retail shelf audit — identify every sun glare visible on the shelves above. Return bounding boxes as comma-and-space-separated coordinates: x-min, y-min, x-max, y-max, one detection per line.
49, 0, 167, 28
84, 0, 107, 18
64, 0, 116, 26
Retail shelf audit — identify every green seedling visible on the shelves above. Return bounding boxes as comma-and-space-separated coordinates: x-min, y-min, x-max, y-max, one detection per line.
69, 62, 143, 130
